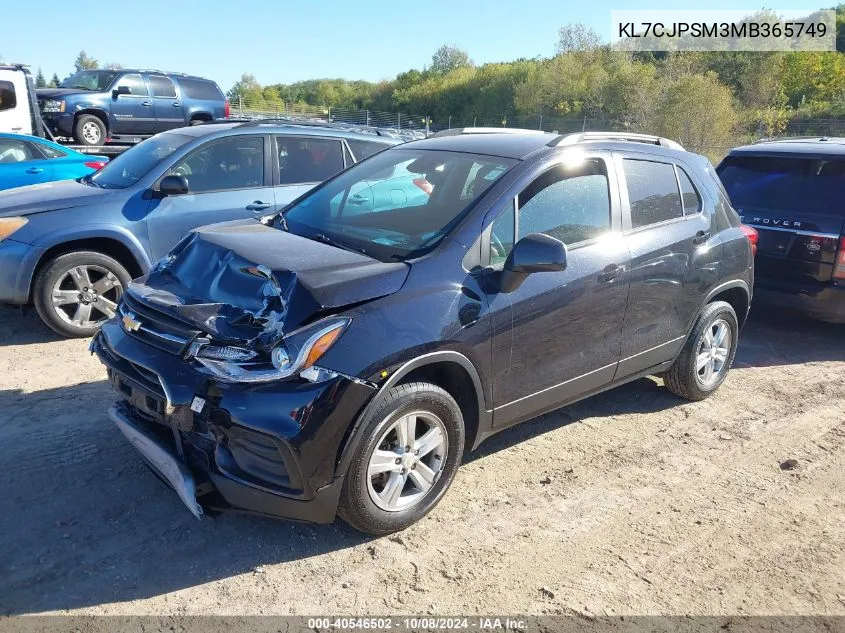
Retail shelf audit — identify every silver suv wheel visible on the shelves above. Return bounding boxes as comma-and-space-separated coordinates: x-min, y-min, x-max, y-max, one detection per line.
366, 410, 448, 512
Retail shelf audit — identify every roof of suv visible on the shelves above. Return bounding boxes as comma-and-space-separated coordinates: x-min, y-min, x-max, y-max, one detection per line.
729, 137, 845, 157
171, 121, 403, 145
404, 130, 692, 160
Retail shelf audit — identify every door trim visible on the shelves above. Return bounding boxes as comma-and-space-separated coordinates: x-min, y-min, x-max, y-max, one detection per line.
493, 361, 618, 429
614, 335, 685, 380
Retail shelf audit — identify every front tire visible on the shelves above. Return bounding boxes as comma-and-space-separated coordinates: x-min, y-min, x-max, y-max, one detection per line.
664, 301, 739, 401
73, 114, 106, 146
338, 382, 465, 535
33, 251, 131, 338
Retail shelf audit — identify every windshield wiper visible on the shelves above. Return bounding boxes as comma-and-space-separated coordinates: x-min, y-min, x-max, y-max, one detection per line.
80, 174, 102, 188
313, 233, 366, 255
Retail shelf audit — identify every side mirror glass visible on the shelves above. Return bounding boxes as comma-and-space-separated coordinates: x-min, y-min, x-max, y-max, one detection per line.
159, 174, 189, 196
500, 232, 567, 293
112, 86, 131, 98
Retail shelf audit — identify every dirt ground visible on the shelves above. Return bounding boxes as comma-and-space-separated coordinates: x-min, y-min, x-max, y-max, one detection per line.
0, 303, 843, 617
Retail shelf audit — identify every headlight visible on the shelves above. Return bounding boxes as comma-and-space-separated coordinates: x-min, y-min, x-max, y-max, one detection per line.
192, 317, 350, 384
41, 99, 65, 113
0, 217, 28, 243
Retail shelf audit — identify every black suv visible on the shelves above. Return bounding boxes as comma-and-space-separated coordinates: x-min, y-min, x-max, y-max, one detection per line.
91, 130, 754, 535
718, 138, 845, 323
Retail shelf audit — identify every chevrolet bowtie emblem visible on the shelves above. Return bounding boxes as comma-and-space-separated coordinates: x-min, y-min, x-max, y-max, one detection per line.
122, 312, 142, 332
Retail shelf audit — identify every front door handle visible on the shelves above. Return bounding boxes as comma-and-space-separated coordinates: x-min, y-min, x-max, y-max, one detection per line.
25, 167, 44, 174
692, 230, 711, 245
598, 264, 624, 283
246, 201, 272, 212
141, 101, 152, 107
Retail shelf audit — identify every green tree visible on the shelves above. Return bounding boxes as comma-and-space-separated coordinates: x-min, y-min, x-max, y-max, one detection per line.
49, 73, 60, 88
73, 50, 98, 72
430, 45, 473, 75
35, 68, 47, 88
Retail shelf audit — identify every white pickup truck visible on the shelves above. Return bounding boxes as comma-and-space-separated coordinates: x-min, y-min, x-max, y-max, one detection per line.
0, 64, 52, 137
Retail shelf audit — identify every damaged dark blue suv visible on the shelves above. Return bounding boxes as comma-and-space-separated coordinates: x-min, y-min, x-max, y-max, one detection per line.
92, 130, 754, 535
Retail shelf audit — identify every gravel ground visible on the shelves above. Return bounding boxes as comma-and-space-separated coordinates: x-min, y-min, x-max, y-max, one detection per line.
0, 304, 843, 617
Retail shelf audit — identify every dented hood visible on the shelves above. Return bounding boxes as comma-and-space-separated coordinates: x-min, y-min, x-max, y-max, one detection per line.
128, 221, 409, 347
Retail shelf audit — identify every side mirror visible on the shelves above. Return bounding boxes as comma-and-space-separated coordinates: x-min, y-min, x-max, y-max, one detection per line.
500, 233, 567, 293
112, 86, 131, 98
159, 174, 189, 196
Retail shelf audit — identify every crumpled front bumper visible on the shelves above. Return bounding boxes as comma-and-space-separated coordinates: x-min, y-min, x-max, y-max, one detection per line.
92, 319, 376, 523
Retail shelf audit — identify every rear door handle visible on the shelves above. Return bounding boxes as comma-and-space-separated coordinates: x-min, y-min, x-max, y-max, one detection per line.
25, 167, 44, 174
246, 201, 272, 212
598, 264, 624, 283
173, 102, 181, 107
692, 230, 711, 245
141, 101, 152, 107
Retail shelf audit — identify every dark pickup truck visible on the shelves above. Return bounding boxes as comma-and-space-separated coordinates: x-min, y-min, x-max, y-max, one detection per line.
37, 69, 228, 145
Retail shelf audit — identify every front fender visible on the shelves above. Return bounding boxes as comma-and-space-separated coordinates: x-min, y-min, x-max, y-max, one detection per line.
22, 224, 153, 297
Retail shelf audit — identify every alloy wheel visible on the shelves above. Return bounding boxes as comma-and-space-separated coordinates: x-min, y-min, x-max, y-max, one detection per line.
695, 318, 731, 388
366, 411, 448, 512
51, 265, 122, 329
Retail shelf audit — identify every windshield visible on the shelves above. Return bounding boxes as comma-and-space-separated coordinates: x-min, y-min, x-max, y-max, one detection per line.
60, 70, 119, 91
719, 155, 845, 216
282, 149, 516, 261
89, 133, 193, 189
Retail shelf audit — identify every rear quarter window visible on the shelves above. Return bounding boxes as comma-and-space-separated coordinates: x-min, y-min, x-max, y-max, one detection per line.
347, 139, 391, 161
177, 78, 224, 101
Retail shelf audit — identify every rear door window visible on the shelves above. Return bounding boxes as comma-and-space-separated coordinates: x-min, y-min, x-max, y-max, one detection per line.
718, 155, 845, 216
623, 159, 683, 229
35, 143, 67, 159
148, 75, 177, 98
276, 136, 344, 184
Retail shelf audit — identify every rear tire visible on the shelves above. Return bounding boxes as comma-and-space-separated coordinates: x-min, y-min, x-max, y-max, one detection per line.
338, 382, 465, 535
73, 114, 107, 146
33, 251, 131, 338
664, 301, 738, 401
189, 118, 206, 126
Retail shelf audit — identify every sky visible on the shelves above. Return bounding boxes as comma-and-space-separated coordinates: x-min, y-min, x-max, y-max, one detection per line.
0, 0, 831, 93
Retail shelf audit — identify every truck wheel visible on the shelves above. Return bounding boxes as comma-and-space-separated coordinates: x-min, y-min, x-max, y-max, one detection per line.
74, 114, 106, 146
338, 382, 465, 535
33, 251, 131, 338
189, 118, 206, 126
664, 301, 739, 401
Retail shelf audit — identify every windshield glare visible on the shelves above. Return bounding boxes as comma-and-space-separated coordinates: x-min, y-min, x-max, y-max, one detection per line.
90, 133, 193, 189
282, 149, 516, 261
60, 70, 118, 91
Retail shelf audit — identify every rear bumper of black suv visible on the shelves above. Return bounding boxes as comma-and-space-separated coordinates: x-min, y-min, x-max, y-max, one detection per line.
754, 277, 845, 323
91, 320, 376, 523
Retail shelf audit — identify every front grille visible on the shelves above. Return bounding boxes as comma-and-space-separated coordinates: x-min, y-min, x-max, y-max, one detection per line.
120, 293, 200, 355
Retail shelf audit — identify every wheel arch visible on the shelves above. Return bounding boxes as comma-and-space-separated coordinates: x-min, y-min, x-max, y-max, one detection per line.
74, 109, 109, 134
189, 111, 213, 124
704, 280, 751, 328
30, 233, 149, 301
335, 351, 491, 477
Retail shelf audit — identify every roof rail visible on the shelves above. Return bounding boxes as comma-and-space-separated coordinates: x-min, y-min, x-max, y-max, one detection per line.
549, 131, 684, 151
431, 127, 546, 138
232, 117, 389, 137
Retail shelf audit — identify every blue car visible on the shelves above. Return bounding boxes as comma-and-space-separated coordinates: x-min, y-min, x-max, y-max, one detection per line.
36, 69, 228, 146
0, 133, 107, 191
0, 121, 398, 337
